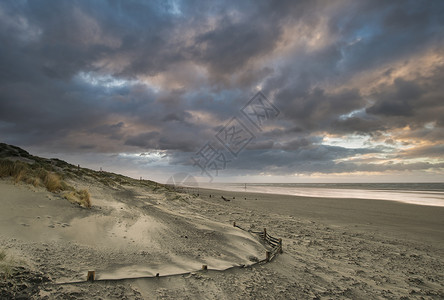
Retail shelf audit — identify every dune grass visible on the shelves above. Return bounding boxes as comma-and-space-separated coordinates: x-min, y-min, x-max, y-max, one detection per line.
43, 172, 63, 192
0, 159, 92, 208
63, 189, 91, 208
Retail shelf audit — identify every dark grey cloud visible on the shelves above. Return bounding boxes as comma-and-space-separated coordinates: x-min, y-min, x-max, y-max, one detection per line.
399, 144, 444, 159
217, 146, 443, 176
0, 0, 443, 180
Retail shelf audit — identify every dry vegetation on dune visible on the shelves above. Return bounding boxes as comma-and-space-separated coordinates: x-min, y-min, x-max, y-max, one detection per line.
0, 159, 91, 208
62, 189, 91, 208
0, 142, 166, 207
0, 159, 62, 191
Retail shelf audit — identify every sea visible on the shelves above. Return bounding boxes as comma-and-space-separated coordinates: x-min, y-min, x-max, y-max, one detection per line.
201, 182, 444, 207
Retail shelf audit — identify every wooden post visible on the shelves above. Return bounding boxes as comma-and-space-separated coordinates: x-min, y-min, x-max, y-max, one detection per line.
233, 221, 236, 227
263, 228, 267, 240
87, 271, 95, 282
279, 238, 283, 254
202, 265, 207, 270
266, 251, 271, 262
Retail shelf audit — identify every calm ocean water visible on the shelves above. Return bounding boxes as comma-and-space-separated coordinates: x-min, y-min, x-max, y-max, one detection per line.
203, 183, 444, 207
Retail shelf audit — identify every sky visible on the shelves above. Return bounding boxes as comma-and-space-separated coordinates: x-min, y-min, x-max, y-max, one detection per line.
0, 0, 443, 183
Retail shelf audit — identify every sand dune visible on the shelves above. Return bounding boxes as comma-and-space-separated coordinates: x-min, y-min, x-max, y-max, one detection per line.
0, 180, 266, 284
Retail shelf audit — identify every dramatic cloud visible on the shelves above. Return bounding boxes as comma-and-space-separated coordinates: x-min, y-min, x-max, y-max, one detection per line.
0, 0, 443, 182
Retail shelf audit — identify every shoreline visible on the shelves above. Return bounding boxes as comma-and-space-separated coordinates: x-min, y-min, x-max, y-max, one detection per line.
190, 186, 444, 248
195, 183, 444, 207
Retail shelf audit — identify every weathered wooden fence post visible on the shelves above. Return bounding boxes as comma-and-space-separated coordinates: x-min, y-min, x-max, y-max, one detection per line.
233, 221, 236, 227
87, 271, 95, 282
279, 238, 283, 253
266, 251, 271, 262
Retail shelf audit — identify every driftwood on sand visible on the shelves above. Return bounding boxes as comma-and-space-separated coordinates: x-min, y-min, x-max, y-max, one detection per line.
221, 196, 230, 202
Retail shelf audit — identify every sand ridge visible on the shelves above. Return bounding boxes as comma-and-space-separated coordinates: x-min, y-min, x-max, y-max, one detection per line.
0, 179, 268, 298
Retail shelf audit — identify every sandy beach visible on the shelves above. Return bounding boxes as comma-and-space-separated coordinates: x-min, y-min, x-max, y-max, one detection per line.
1, 172, 443, 299
195, 187, 444, 246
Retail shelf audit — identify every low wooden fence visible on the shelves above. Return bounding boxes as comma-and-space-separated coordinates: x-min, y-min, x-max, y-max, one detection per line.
233, 222, 283, 263
58, 221, 282, 284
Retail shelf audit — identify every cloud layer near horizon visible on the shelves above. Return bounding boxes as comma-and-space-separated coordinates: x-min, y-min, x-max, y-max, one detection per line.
1, 0, 443, 181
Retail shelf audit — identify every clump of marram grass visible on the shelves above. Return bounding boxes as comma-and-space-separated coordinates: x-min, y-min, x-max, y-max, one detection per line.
31, 177, 42, 188
79, 189, 91, 208
42, 172, 63, 192
0, 160, 34, 183
0, 159, 13, 177
0, 159, 23, 180
0, 158, 92, 208
63, 189, 91, 208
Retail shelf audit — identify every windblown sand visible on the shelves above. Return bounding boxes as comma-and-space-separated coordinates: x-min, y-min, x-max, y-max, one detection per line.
1, 179, 443, 299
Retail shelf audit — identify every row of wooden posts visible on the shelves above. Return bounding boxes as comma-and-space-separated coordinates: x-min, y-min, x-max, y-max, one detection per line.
233, 222, 283, 262
87, 264, 209, 282
86, 222, 282, 282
